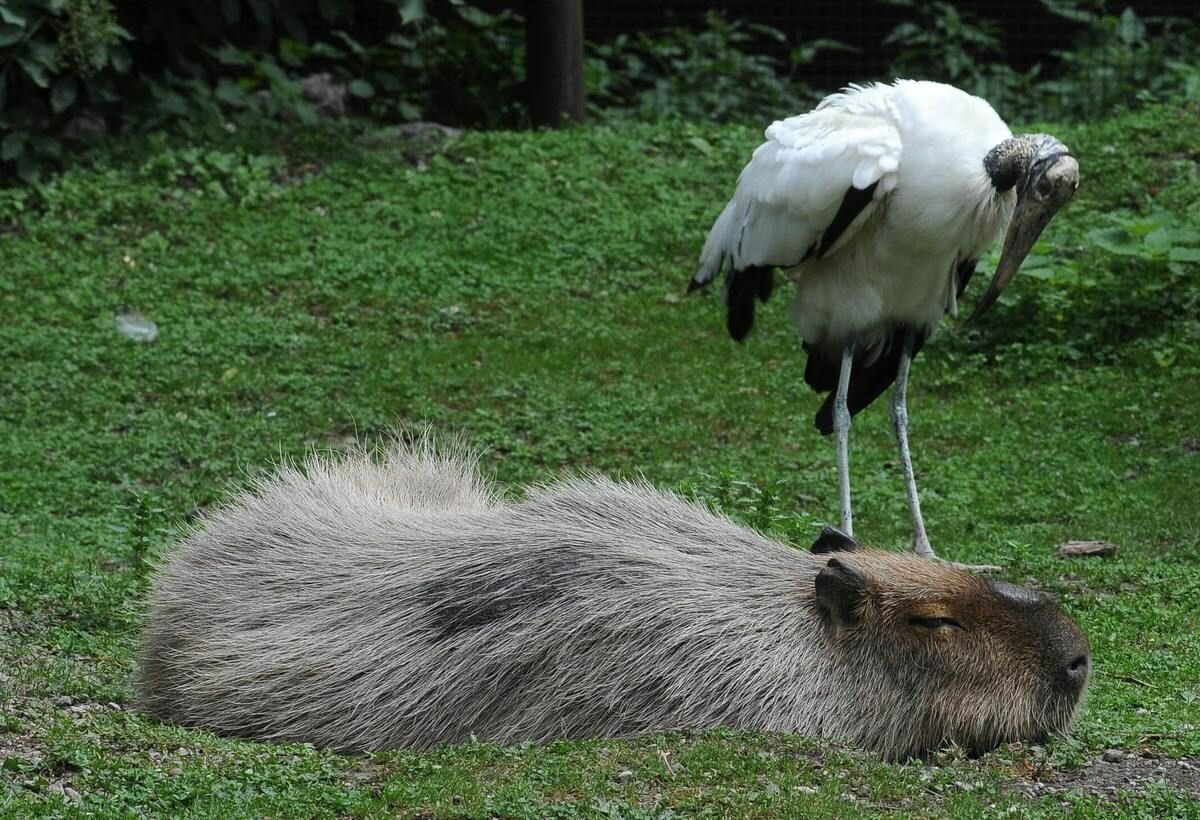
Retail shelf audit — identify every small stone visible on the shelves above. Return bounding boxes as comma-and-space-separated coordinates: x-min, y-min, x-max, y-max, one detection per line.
298, 73, 347, 118
764, 782, 780, 795
616, 769, 634, 784
1101, 749, 1125, 763
64, 787, 80, 802
1057, 540, 1118, 559
168, 767, 183, 777
48, 782, 65, 795
796, 785, 818, 795
53, 695, 73, 707
396, 122, 464, 143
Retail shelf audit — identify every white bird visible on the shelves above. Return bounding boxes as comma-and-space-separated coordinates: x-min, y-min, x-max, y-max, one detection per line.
689, 80, 1079, 566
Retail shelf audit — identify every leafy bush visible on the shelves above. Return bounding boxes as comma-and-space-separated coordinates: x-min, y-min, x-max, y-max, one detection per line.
877, 0, 1200, 121
136, 1, 525, 129
318, 1, 526, 128
137, 140, 287, 206
0, 0, 524, 182
586, 11, 846, 123
877, 0, 1041, 120
900, 99, 1200, 375
961, 200, 1200, 367
1038, 0, 1200, 114
4, 0, 1200, 186
0, 0, 131, 181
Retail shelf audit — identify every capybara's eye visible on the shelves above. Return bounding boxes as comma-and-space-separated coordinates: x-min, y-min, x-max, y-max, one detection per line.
908, 616, 964, 631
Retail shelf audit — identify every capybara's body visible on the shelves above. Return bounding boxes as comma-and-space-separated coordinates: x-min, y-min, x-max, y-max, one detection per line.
138, 438, 1089, 759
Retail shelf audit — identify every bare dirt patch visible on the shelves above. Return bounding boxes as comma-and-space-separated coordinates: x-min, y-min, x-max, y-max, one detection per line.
1013, 751, 1200, 799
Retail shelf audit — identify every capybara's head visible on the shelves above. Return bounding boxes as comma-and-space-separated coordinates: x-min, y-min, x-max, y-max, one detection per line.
811, 536, 1089, 759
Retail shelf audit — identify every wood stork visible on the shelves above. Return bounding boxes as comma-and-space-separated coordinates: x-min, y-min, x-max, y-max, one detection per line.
689, 80, 1078, 565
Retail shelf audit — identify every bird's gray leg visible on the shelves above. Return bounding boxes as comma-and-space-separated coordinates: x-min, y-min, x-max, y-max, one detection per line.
890, 329, 1001, 573
834, 344, 855, 537
890, 329, 932, 559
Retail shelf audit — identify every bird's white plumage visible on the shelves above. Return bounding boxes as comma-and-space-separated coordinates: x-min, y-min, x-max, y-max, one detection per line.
695, 80, 1016, 351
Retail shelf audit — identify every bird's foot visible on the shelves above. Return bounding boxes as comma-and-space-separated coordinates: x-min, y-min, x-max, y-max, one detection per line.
915, 538, 1002, 573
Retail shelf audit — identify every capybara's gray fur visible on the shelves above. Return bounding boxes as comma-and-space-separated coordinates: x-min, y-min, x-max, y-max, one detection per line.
138, 437, 1090, 759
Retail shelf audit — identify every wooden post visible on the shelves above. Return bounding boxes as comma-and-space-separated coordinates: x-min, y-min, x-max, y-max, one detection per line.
525, 0, 585, 127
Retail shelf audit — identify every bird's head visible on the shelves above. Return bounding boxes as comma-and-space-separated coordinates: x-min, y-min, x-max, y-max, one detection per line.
971, 134, 1079, 320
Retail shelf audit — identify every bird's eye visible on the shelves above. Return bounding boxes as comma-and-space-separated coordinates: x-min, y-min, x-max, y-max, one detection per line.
1036, 177, 1054, 197
909, 616, 964, 631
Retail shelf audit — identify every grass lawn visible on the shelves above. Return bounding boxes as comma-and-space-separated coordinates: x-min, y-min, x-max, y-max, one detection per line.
1, 101, 1199, 817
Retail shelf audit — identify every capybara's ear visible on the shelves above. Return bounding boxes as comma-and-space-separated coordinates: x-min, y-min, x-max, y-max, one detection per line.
815, 558, 868, 627
810, 525, 860, 554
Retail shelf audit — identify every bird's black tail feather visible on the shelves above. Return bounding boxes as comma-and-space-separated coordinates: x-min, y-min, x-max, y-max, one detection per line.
724, 266, 774, 342
809, 328, 926, 436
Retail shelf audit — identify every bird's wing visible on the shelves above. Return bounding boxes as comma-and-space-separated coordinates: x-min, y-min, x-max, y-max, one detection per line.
692, 95, 903, 288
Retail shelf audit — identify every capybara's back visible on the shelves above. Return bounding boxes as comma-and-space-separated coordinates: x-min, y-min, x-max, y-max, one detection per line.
138, 438, 1090, 759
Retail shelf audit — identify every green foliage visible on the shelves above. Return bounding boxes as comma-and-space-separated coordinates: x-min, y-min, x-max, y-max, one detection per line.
878, 0, 1041, 120
135, 0, 354, 57
137, 1, 526, 129
587, 11, 846, 123
0, 0, 131, 181
7, 0, 1200, 185
1039, 0, 1200, 113
136, 139, 287, 205
1, 0, 522, 181
1087, 211, 1200, 268
877, 0, 1200, 121
158, 42, 324, 126
679, 470, 823, 541
122, 491, 168, 586
1, 104, 1198, 814
949, 104, 1200, 370
130, 1, 520, 128
967, 207, 1200, 365
326, 2, 525, 128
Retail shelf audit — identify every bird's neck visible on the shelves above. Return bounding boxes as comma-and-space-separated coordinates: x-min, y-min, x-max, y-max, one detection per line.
983, 134, 1048, 194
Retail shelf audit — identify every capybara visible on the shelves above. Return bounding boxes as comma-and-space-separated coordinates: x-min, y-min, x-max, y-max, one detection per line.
138, 437, 1090, 759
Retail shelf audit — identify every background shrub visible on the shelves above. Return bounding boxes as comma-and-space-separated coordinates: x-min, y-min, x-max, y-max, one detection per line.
2, 0, 1199, 182
0, 0, 131, 180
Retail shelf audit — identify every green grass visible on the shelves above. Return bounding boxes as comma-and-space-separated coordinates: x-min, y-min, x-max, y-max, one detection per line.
2, 102, 1199, 816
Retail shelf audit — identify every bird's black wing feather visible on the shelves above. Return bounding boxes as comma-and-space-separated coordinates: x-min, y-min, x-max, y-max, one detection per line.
812, 328, 928, 436
955, 258, 978, 298
803, 341, 838, 392
724, 266, 774, 342
694, 182, 877, 341
817, 181, 880, 259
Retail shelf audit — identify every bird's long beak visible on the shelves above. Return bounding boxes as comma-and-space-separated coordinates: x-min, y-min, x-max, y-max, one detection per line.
970, 149, 1079, 321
